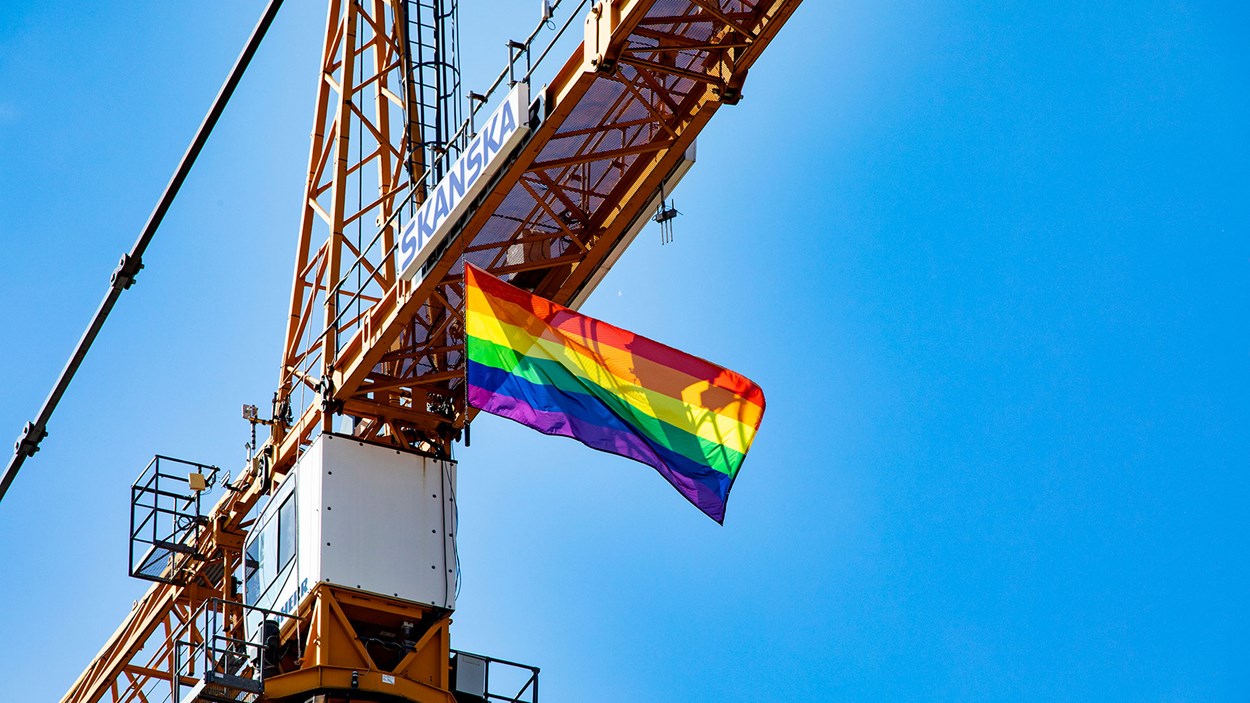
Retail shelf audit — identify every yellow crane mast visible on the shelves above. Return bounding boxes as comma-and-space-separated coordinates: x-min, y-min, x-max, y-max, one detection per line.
57, 1, 803, 702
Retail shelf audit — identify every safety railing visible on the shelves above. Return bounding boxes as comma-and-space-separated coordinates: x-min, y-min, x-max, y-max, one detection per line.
172, 597, 298, 703
129, 455, 219, 585
451, 649, 540, 703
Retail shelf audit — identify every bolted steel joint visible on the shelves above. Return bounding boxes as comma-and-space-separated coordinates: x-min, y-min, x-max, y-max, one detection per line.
14, 421, 48, 458
110, 254, 145, 291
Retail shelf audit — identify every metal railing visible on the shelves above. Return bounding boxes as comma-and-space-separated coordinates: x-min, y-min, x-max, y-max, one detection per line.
172, 598, 299, 703
129, 455, 219, 585
406, 0, 462, 183
452, 649, 540, 703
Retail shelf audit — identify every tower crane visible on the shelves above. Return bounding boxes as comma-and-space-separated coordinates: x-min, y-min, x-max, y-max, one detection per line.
22, 1, 805, 701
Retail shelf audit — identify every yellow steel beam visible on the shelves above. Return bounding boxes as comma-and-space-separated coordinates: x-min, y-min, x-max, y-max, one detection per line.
325, 0, 803, 451
61, 2, 805, 701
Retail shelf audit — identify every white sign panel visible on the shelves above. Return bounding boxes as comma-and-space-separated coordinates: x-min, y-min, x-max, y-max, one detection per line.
398, 82, 531, 281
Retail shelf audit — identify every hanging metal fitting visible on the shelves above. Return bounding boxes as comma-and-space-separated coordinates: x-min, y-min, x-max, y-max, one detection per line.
318, 377, 343, 415
14, 422, 48, 458
653, 186, 680, 245
110, 254, 144, 291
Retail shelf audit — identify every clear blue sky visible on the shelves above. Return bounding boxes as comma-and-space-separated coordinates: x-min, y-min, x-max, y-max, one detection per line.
1, 1, 1247, 700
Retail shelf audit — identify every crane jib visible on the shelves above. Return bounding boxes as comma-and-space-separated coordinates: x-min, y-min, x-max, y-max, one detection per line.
398, 82, 532, 282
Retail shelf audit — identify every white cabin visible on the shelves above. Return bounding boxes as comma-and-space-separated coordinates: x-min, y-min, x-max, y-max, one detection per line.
241, 433, 458, 639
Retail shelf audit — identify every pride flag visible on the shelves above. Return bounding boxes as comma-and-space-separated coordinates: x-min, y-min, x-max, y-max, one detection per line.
464, 265, 765, 523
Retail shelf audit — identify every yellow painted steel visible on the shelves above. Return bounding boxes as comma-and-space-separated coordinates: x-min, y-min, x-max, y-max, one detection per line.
60, 2, 805, 701
262, 584, 455, 703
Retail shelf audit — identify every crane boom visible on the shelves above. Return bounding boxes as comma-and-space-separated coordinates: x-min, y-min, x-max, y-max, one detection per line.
275, 0, 802, 466
60, 1, 802, 701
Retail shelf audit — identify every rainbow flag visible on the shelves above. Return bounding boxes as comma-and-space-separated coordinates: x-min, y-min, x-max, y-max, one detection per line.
464, 265, 765, 523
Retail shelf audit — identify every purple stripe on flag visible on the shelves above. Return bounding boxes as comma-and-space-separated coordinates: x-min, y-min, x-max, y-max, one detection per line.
469, 380, 731, 522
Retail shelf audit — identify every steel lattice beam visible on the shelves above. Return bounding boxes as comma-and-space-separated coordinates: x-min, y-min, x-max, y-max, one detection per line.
60, 2, 804, 701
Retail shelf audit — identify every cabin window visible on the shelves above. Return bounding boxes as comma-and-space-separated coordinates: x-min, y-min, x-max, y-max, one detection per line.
244, 535, 261, 606
277, 495, 296, 569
